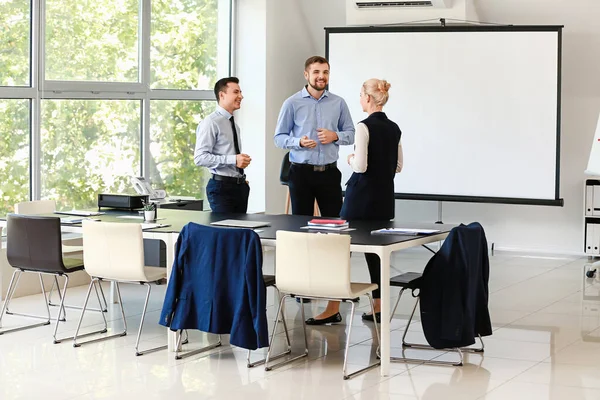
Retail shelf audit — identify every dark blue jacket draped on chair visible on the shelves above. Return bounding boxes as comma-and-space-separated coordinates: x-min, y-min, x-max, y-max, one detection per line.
420, 222, 493, 349
159, 223, 269, 350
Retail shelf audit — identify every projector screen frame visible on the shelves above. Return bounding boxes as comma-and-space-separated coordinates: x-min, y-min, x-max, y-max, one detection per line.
325, 24, 564, 207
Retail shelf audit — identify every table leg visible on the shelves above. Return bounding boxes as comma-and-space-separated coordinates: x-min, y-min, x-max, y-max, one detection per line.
164, 232, 178, 352
379, 247, 391, 376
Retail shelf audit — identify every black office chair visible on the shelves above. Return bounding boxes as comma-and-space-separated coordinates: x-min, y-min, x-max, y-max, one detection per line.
279, 152, 319, 216
0, 214, 106, 343
386, 223, 490, 366
280, 152, 292, 214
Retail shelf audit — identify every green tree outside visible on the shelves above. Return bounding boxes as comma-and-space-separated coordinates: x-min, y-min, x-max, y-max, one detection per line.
0, 0, 220, 214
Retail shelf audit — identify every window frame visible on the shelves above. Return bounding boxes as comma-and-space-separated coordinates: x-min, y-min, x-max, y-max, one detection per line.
0, 0, 233, 203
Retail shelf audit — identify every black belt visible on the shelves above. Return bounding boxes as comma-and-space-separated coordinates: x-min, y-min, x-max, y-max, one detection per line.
291, 162, 337, 172
212, 174, 246, 184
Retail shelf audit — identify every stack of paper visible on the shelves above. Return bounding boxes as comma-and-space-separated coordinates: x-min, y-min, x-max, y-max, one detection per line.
371, 228, 440, 236
306, 219, 349, 231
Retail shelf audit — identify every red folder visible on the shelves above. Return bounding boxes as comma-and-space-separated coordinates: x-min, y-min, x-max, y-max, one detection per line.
309, 219, 347, 225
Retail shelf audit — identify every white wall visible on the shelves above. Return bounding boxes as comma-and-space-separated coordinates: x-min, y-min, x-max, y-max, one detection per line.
236, 0, 327, 214
237, 0, 600, 254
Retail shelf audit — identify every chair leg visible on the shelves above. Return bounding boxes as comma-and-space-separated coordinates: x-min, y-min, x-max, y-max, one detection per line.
4, 270, 23, 314
0, 270, 52, 334
135, 283, 166, 356
248, 287, 292, 368
175, 330, 222, 360
52, 275, 69, 343
285, 189, 291, 214
390, 296, 465, 366
342, 296, 381, 380
66, 278, 120, 347
247, 298, 292, 367
390, 288, 407, 321
264, 295, 308, 371
50, 275, 107, 313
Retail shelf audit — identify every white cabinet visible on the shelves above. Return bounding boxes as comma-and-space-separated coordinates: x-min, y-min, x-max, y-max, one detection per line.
584, 179, 600, 256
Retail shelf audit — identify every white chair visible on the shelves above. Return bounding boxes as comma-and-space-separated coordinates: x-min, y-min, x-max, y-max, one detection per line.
265, 231, 380, 380
13, 200, 107, 314
71, 221, 167, 356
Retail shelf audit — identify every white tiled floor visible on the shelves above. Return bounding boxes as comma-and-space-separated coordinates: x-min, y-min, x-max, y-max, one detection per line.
1, 248, 599, 399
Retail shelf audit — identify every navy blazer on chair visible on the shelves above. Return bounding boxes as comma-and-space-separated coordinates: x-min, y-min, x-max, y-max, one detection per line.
419, 222, 492, 349
159, 223, 269, 350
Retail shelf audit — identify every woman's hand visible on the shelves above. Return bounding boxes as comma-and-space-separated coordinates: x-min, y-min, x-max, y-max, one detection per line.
347, 153, 354, 165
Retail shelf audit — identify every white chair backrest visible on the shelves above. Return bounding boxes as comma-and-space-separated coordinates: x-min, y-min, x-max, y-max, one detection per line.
82, 220, 147, 282
15, 200, 56, 215
275, 231, 352, 298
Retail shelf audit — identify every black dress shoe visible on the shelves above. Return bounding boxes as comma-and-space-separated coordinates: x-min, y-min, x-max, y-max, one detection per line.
361, 312, 381, 323
305, 312, 342, 325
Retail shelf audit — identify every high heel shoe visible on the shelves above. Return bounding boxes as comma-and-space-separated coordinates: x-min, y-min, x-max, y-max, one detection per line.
361, 312, 381, 323
305, 312, 342, 325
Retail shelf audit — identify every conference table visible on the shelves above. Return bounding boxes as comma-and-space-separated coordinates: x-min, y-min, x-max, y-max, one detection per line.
1, 208, 453, 377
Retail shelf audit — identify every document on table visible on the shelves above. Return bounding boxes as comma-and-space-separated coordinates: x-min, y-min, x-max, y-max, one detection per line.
141, 223, 171, 230
371, 228, 441, 236
117, 216, 166, 221
60, 217, 99, 224
55, 210, 105, 217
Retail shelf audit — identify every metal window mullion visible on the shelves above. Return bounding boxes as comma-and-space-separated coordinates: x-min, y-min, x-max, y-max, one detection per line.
31, 0, 42, 201
148, 89, 215, 100
230, 0, 236, 76
140, 0, 151, 177
40, 90, 145, 100
0, 87, 36, 98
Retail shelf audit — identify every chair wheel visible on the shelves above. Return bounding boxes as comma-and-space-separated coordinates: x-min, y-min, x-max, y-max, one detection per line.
586, 269, 597, 278
53, 340, 60, 344
135, 352, 142, 356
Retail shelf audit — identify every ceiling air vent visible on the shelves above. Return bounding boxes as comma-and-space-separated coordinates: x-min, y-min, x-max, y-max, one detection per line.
356, 1, 434, 8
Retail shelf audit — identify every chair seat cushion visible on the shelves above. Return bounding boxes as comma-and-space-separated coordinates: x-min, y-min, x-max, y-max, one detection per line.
287, 282, 378, 300
62, 257, 85, 272
263, 274, 276, 287
390, 272, 423, 289
143, 266, 167, 282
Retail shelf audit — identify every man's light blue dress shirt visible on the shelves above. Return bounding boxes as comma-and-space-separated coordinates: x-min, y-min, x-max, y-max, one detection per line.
274, 87, 355, 165
194, 105, 242, 178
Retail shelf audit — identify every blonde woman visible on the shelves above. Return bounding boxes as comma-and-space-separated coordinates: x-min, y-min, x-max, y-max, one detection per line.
306, 78, 403, 325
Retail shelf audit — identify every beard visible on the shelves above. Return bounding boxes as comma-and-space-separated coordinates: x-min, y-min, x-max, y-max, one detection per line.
308, 79, 327, 91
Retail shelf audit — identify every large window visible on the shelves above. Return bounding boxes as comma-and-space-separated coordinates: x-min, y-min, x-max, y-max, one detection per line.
150, 100, 215, 197
0, 100, 30, 215
0, 0, 30, 86
45, 0, 139, 82
0, 0, 232, 213
41, 100, 141, 209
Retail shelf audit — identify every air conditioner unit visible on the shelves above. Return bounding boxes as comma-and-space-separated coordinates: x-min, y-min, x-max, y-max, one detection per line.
355, 0, 452, 9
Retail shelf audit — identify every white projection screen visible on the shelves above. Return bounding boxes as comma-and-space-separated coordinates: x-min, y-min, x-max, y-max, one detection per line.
326, 26, 563, 206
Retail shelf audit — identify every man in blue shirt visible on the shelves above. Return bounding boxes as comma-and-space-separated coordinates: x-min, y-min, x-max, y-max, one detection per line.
194, 77, 251, 213
274, 56, 355, 217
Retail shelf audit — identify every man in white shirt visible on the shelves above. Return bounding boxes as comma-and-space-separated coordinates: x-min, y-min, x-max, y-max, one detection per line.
194, 77, 252, 213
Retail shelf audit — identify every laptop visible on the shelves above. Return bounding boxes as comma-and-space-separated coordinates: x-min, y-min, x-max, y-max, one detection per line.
210, 219, 271, 229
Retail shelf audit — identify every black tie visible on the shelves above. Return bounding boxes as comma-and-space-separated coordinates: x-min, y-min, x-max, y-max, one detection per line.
230, 116, 244, 176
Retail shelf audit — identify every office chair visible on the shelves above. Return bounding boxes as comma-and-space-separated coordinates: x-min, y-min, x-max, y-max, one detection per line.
386, 223, 490, 366
265, 231, 380, 380
280, 152, 319, 216
70, 221, 167, 356
14, 200, 108, 315
0, 214, 105, 343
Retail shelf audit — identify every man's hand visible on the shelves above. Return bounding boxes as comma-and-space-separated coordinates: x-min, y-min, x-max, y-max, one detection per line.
317, 128, 338, 144
236, 153, 251, 169
347, 153, 354, 165
300, 135, 317, 149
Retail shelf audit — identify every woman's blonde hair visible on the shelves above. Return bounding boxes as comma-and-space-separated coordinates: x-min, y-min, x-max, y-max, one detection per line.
362, 78, 391, 107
